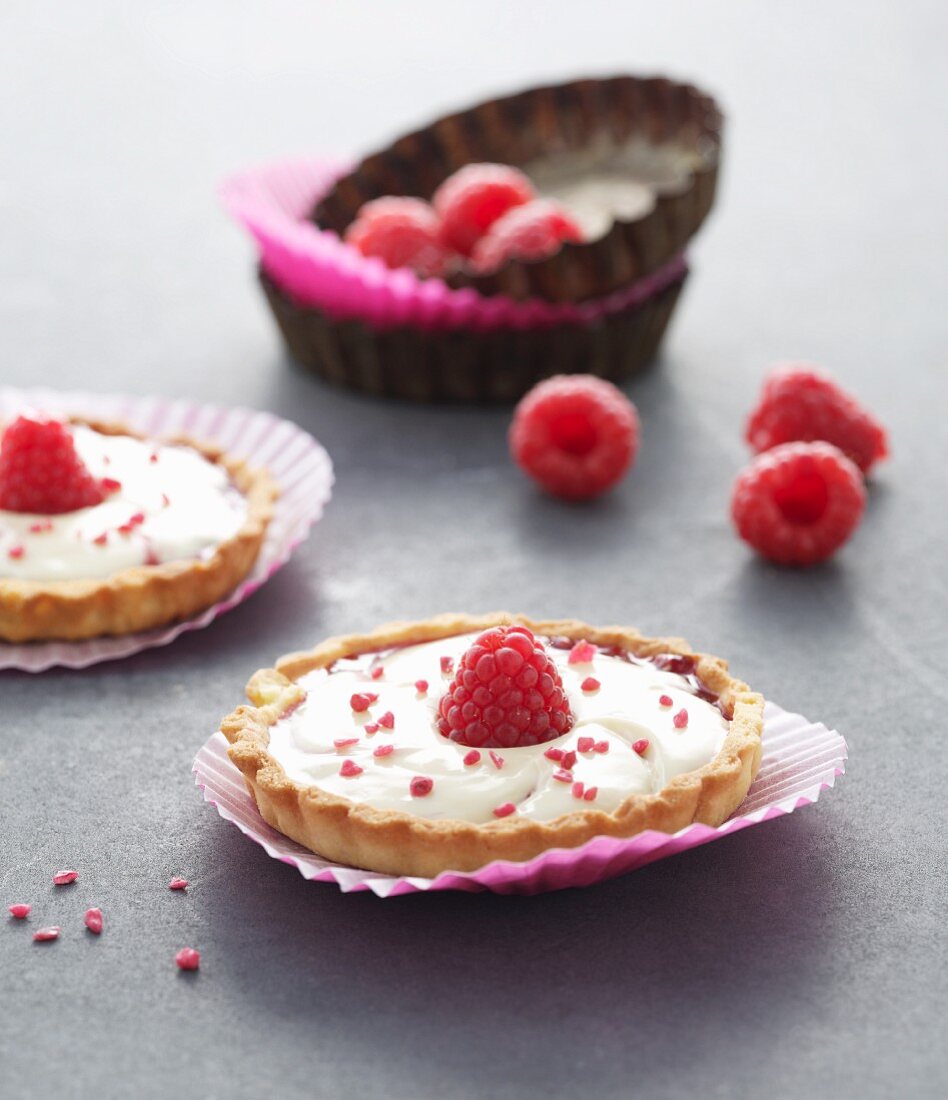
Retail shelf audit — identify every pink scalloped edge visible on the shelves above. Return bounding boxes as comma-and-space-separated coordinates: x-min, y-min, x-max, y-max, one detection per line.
0, 387, 334, 672
194, 701, 848, 896
219, 157, 688, 332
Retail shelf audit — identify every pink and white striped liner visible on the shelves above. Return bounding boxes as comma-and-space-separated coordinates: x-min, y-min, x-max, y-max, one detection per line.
194, 702, 847, 897
0, 387, 333, 672
219, 157, 688, 333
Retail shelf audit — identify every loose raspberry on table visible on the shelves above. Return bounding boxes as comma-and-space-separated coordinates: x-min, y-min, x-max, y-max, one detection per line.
469, 199, 583, 274
731, 441, 866, 566
746, 363, 889, 474
432, 163, 535, 256
344, 196, 451, 278
510, 374, 640, 500
0, 415, 113, 515
437, 625, 573, 748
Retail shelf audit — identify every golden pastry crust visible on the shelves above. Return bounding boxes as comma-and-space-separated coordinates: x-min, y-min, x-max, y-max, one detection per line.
221, 613, 765, 877
0, 418, 277, 642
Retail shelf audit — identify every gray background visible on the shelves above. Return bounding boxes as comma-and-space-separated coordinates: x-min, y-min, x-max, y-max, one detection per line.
1, 2, 946, 1098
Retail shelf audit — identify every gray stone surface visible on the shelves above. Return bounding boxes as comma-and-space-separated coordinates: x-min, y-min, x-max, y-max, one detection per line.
1, 3, 946, 1098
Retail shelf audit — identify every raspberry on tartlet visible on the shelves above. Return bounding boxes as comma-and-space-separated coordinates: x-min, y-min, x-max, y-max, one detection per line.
509, 375, 640, 500
469, 199, 583, 274
433, 163, 535, 257
731, 441, 866, 566
344, 196, 451, 278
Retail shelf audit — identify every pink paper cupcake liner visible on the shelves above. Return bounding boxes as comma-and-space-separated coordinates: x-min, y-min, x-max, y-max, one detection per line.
0, 387, 334, 672
194, 702, 848, 897
220, 157, 688, 333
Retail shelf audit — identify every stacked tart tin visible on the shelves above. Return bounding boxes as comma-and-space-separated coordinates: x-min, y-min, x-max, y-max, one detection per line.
224, 74, 723, 401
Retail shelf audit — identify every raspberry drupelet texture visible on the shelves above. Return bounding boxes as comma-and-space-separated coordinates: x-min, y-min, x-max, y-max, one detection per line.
433, 163, 535, 256
437, 625, 573, 749
470, 199, 583, 273
731, 441, 866, 566
0, 415, 112, 515
510, 375, 640, 500
746, 364, 889, 474
344, 196, 450, 278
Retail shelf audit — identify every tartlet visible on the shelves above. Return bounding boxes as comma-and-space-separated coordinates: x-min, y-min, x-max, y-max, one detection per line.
221, 613, 764, 877
0, 417, 276, 642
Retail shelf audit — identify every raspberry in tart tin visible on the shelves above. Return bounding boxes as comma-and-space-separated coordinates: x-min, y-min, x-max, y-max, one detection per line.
0, 415, 276, 642
222, 614, 764, 877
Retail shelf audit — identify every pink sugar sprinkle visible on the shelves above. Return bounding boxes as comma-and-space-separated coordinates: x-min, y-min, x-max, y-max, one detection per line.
410, 776, 434, 797
371, 665, 384, 680
552, 768, 573, 783
33, 927, 60, 943
489, 750, 505, 770
168, 878, 188, 891
28, 521, 53, 533
577, 736, 595, 753
568, 640, 597, 665
673, 708, 689, 729
440, 656, 454, 674
8, 903, 31, 919
84, 908, 103, 935
583, 786, 599, 802
161, 493, 171, 507
339, 759, 363, 778
633, 739, 650, 755
52, 870, 78, 886
561, 750, 577, 770
7, 545, 24, 560
149, 452, 159, 463
581, 676, 601, 692
544, 747, 564, 762
463, 750, 481, 766
415, 679, 429, 694
349, 692, 377, 713
175, 947, 200, 971
571, 781, 585, 799
144, 547, 161, 565
364, 723, 380, 735
378, 711, 395, 730
101, 477, 122, 493
493, 802, 516, 818
334, 737, 360, 751
92, 532, 108, 546
373, 744, 395, 758
129, 511, 145, 526
659, 694, 673, 707
594, 740, 609, 754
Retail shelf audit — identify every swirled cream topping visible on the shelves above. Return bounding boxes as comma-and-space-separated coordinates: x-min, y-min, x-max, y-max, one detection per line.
267, 632, 730, 824
0, 426, 247, 581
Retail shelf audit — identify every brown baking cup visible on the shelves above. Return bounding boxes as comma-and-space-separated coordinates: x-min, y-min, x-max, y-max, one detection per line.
314, 74, 722, 304
261, 266, 686, 403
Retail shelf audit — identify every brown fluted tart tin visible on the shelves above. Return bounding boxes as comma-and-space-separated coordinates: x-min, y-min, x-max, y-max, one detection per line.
314, 74, 722, 304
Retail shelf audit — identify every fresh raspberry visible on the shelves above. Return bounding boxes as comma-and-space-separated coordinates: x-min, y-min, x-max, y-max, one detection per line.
731, 441, 866, 566
344, 196, 451, 277
510, 375, 640, 500
437, 625, 573, 748
469, 199, 583, 274
0, 415, 110, 515
432, 163, 535, 256
746, 364, 889, 474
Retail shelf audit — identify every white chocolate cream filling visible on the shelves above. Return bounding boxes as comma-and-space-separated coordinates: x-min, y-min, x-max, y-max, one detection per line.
0, 426, 247, 582
267, 632, 730, 825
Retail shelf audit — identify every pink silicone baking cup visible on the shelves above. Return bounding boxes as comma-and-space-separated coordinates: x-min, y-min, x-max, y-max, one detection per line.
0, 387, 333, 672
194, 702, 847, 897
219, 157, 688, 333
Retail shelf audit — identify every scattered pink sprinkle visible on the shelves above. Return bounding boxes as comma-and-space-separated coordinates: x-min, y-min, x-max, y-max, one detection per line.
489, 750, 505, 770
561, 750, 577, 771
84, 908, 103, 935
633, 739, 650, 755
364, 723, 379, 735
28, 521, 53, 533
149, 452, 159, 463
581, 676, 601, 692
583, 786, 599, 802
373, 744, 395, 758
552, 768, 573, 783
493, 802, 516, 818
673, 708, 689, 729
463, 750, 481, 766
370, 665, 384, 681
118, 522, 134, 535
414, 680, 429, 694
175, 947, 200, 971
378, 711, 395, 730
659, 694, 673, 707
129, 512, 145, 526
52, 870, 78, 886
101, 477, 122, 493
440, 656, 454, 674
544, 747, 564, 762
410, 776, 434, 797
168, 878, 188, 891
571, 781, 585, 799
349, 692, 378, 713
577, 736, 595, 753
7, 545, 24, 560
594, 740, 609, 754
144, 547, 161, 565
8, 903, 31, 919
339, 759, 363, 778
334, 737, 360, 751
568, 640, 597, 665
92, 532, 108, 546
33, 927, 60, 943
161, 493, 171, 507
